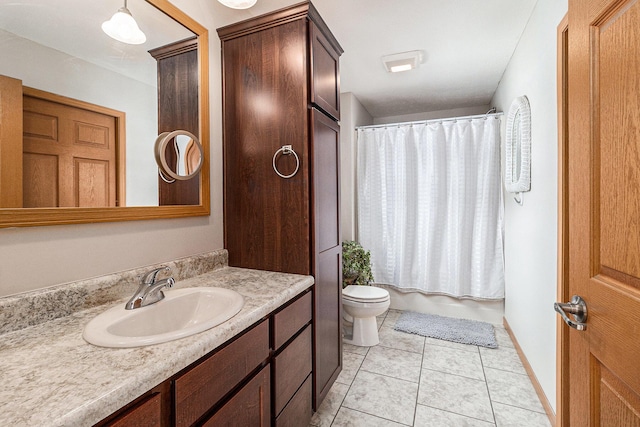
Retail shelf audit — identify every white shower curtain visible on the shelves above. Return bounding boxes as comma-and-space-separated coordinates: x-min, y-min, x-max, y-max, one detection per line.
357, 117, 504, 300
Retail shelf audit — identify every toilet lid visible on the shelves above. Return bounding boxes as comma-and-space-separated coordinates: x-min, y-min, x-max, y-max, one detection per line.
343, 285, 390, 303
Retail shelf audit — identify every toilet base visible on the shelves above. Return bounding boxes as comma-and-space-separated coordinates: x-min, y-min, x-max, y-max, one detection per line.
342, 316, 380, 347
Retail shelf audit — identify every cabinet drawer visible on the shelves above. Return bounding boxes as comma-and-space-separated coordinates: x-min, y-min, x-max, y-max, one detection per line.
202, 365, 270, 427
274, 325, 312, 416
175, 320, 269, 427
107, 392, 162, 427
275, 374, 312, 427
273, 291, 311, 349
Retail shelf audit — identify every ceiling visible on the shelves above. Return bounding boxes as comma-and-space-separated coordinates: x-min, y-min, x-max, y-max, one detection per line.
0, 0, 538, 119
0, 0, 193, 86
216, 0, 539, 118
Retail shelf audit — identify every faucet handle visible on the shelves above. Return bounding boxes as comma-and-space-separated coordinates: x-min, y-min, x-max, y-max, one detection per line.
140, 266, 170, 285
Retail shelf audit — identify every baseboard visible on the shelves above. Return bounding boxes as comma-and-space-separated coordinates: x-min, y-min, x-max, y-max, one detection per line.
503, 317, 556, 426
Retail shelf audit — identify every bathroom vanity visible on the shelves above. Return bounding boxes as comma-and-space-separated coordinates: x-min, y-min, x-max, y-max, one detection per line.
99, 290, 312, 427
0, 251, 314, 426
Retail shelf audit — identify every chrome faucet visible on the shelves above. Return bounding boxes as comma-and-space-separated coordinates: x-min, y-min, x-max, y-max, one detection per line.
125, 266, 175, 310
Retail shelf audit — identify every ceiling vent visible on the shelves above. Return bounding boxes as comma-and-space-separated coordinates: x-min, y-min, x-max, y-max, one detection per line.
382, 50, 424, 73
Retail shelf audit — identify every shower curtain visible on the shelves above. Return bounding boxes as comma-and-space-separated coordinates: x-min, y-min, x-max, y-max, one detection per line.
356, 117, 504, 300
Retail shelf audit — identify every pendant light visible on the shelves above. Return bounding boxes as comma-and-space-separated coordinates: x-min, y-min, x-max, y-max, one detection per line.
102, 0, 147, 45
217, 0, 257, 9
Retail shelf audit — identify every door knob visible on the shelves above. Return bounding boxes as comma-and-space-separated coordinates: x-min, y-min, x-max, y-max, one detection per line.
554, 295, 588, 331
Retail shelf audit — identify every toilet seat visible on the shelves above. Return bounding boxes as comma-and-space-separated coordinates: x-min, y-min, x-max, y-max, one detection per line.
342, 285, 390, 303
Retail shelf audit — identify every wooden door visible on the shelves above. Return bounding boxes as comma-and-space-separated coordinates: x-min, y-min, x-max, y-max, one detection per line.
23, 92, 118, 208
565, 0, 640, 424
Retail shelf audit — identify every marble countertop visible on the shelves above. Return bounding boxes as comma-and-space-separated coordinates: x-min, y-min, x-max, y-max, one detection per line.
0, 267, 314, 427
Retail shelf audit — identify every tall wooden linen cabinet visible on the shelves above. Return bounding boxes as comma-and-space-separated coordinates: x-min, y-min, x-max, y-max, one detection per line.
218, 1, 343, 411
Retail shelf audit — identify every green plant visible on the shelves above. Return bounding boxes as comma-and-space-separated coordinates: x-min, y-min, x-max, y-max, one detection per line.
341, 240, 374, 287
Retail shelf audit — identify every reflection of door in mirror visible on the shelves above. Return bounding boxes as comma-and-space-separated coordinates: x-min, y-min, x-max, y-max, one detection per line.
23, 90, 124, 208
150, 37, 200, 206
0, 75, 125, 208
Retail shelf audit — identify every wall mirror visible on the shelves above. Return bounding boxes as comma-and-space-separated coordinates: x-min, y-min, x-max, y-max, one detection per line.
505, 95, 531, 197
0, 0, 209, 227
155, 130, 204, 182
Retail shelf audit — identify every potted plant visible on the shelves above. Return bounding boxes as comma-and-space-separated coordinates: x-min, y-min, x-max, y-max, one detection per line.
341, 240, 374, 288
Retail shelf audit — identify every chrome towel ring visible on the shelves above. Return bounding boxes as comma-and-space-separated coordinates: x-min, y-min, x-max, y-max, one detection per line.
272, 145, 300, 179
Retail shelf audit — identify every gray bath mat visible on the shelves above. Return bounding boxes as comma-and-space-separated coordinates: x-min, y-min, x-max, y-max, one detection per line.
394, 311, 498, 348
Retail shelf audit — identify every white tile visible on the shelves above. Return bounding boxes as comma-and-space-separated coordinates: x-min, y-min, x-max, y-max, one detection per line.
381, 309, 402, 328
342, 370, 418, 425
331, 407, 407, 427
309, 382, 349, 427
360, 345, 422, 383
423, 336, 480, 353
414, 405, 495, 427
336, 351, 365, 386
493, 326, 515, 349
484, 367, 545, 413
330, 311, 548, 427
378, 326, 425, 354
493, 402, 551, 427
418, 369, 494, 422
479, 346, 526, 375
376, 316, 385, 331
422, 343, 484, 380
343, 342, 369, 356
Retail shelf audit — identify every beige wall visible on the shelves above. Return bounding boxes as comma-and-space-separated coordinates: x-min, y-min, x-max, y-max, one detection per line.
492, 0, 568, 413
0, 0, 225, 297
340, 92, 373, 242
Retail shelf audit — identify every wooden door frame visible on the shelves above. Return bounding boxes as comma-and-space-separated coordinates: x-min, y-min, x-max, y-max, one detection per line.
556, 13, 569, 427
0, 75, 23, 208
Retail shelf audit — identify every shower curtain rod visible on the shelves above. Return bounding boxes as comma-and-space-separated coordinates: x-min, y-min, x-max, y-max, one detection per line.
355, 111, 503, 131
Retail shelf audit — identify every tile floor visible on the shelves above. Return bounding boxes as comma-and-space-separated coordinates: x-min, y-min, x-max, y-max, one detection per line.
310, 310, 551, 427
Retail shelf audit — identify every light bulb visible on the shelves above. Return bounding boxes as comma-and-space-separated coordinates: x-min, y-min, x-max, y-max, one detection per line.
102, 6, 146, 45
217, 0, 257, 9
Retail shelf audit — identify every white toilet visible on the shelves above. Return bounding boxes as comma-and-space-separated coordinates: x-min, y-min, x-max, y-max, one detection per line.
342, 285, 390, 347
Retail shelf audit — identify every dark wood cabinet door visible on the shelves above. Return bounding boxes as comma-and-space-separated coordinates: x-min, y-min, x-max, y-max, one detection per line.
223, 19, 311, 275
174, 321, 269, 427
202, 366, 271, 427
312, 109, 341, 253
106, 393, 162, 427
310, 23, 341, 120
311, 108, 342, 408
274, 325, 312, 415
275, 375, 312, 427
313, 246, 342, 408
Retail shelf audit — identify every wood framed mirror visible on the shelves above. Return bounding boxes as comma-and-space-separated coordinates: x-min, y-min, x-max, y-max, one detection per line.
0, 0, 209, 227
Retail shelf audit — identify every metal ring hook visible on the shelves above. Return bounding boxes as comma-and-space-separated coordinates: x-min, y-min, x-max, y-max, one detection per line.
272, 145, 300, 179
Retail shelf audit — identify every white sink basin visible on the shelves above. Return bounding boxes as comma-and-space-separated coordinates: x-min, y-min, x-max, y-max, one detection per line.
83, 287, 244, 348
